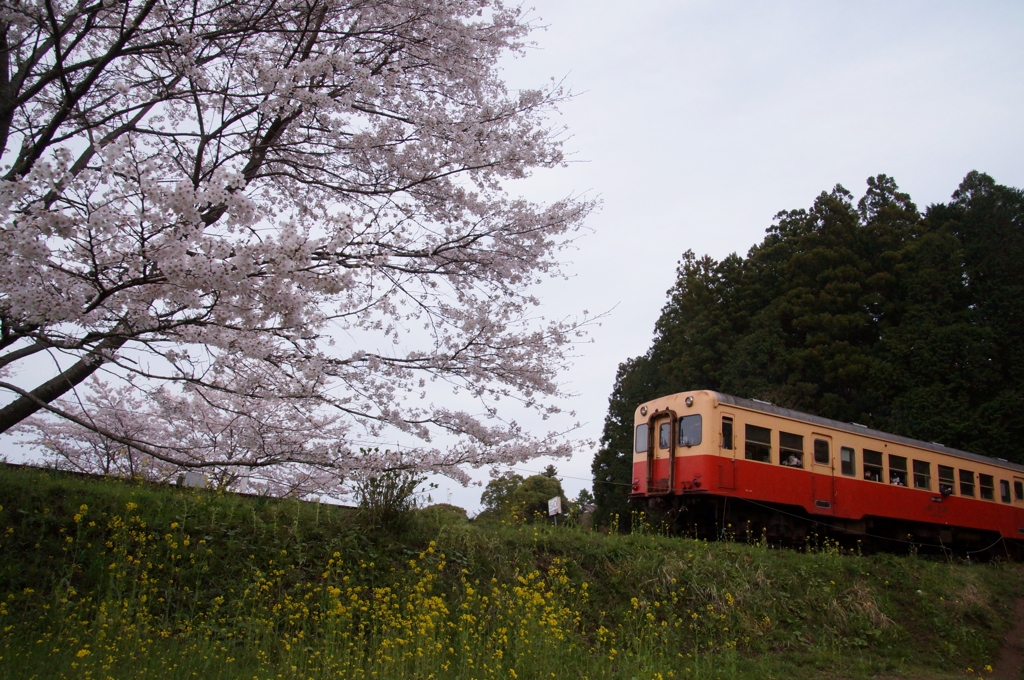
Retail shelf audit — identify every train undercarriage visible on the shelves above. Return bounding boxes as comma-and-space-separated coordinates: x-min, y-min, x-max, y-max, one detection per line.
636, 492, 1024, 560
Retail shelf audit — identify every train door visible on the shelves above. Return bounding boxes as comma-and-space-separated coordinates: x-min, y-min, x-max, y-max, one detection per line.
647, 411, 675, 495
1013, 477, 1024, 536
810, 433, 835, 514
718, 413, 737, 490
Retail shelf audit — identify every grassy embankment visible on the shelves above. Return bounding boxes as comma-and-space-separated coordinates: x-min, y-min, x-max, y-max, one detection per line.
0, 463, 1020, 679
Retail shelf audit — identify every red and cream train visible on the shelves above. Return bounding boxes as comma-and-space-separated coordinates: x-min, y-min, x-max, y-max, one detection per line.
630, 390, 1024, 554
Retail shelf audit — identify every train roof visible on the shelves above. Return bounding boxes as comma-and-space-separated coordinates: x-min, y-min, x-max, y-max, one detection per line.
710, 391, 1024, 475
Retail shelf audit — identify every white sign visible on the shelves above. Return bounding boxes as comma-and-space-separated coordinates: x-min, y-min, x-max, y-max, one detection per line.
181, 471, 207, 489
547, 496, 562, 516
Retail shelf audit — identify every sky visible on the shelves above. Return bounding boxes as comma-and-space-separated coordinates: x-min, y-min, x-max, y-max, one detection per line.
427, 0, 1024, 512
4, 2, 1024, 514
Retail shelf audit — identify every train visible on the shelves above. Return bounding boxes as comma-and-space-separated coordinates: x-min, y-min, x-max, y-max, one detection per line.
630, 390, 1024, 556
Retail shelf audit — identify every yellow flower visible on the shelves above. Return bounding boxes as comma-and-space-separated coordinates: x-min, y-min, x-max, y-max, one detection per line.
76, 649, 90, 658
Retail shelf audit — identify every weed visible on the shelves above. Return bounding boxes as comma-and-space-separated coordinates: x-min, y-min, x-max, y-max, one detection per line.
0, 464, 1019, 679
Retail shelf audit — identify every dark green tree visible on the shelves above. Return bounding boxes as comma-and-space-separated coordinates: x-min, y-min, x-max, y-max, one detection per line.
592, 356, 655, 530
882, 171, 1024, 454
478, 470, 568, 523
722, 179, 915, 420
507, 474, 568, 520
593, 172, 1024, 528
478, 472, 524, 521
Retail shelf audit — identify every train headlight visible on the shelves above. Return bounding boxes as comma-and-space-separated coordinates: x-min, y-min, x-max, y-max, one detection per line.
685, 396, 694, 407
640, 406, 647, 416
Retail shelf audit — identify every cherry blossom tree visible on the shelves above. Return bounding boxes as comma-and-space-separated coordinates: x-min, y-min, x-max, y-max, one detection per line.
0, 0, 593, 493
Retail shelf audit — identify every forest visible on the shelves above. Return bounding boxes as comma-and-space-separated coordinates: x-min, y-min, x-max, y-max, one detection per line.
592, 172, 1024, 526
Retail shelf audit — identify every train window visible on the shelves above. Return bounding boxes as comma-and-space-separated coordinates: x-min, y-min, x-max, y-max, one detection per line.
635, 424, 649, 453
979, 474, 994, 501
913, 460, 931, 490
863, 449, 883, 482
745, 425, 771, 463
722, 417, 733, 450
814, 439, 830, 465
959, 470, 975, 497
888, 456, 908, 486
678, 415, 702, 447
659, 422, 671, 449
840, 447, 856, 476
938, 466, 955, 495
1016, 480, 1024, 501
780, 432, 803, 467
1000, 480, 1011, 503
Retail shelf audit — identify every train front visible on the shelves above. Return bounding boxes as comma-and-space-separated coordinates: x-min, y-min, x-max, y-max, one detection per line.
631, 390, 721, 498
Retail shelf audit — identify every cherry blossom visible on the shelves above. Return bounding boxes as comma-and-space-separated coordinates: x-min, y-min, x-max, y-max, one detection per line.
0, 0, 593, 493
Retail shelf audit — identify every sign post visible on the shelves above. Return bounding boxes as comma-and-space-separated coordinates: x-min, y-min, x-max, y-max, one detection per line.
547, 496, 562, 526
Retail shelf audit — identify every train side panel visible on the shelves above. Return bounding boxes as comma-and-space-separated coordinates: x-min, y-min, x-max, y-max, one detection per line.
631, 391, 1024, 541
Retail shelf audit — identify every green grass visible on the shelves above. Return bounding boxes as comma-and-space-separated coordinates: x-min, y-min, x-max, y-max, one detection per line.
0, 463, 1020, 679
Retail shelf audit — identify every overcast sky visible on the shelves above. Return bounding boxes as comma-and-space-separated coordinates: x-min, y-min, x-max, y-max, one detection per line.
430, 0, 1024, 511
6, 2, 1022, 512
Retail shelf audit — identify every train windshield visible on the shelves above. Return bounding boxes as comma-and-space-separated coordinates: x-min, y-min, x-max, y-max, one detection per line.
678, 415, 702, 447
634, 424, 648, 453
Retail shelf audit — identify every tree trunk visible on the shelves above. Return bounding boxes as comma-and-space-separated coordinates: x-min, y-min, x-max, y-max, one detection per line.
0, 334, 128, 434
